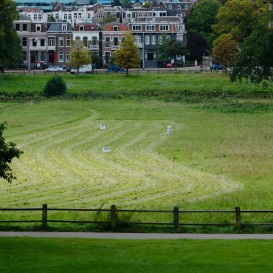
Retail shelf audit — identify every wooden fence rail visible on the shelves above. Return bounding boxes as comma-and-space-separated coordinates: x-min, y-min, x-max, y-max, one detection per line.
0, 204, 273, 230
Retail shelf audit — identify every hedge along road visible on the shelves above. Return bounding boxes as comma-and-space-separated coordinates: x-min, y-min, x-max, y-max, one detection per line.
1, 232, 273, 240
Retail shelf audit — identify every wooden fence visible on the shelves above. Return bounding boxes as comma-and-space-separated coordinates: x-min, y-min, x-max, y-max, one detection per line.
0, 205, 273, 230
1, 67, 219, 76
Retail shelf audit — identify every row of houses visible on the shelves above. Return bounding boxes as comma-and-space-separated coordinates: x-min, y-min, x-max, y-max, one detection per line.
14, 1, 196, 69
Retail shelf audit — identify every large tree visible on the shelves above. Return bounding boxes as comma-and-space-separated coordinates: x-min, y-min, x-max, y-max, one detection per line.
211, 34, 238, 69
69, 40, 91, 75
0, 0, 22, 67
0, 123, 23, 183
114, 32, 141, 76
185, 0, 220, 58
230, 23, 273, 83
213, 0, 269, 43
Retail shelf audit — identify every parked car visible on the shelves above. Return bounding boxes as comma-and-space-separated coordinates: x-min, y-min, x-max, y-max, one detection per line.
45, 66, 63, 72
166, 63, 173, 68
107, 64, 125, 72
70, 64, 93, 74
210, 64, 225, 70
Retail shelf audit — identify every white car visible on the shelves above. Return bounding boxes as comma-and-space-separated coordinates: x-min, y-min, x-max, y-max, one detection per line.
45, 66, 63, 72
70, 64, 93, 74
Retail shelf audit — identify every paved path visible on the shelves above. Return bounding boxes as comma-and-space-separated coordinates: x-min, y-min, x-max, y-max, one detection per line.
1, 232, 273, 240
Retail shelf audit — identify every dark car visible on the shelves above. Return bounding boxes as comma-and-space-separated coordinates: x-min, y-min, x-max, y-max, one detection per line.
210, 64, 225, 70
107, 64, 125, 72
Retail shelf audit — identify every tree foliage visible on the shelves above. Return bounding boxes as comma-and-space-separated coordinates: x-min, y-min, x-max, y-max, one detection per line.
213, 0, 269, 43
43, 75, 67, 97
212, 34, 238, 68
184, 0, 220, 62
185, 0, 220, 47
0, 0, 22, 67
157, 35, 187, 65
0, 123, 23, 183
69, 40, 91, 74
230, 23, 273, 83
114, 32, 141, 76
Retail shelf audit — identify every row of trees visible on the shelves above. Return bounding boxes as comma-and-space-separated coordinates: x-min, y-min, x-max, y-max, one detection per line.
185, 0, 273, 82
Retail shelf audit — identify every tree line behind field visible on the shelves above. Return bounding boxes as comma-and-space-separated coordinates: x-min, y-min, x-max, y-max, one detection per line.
1, 0, 273, 82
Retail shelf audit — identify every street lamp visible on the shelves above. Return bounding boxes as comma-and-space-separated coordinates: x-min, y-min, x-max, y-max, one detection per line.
142, 32, 145, 70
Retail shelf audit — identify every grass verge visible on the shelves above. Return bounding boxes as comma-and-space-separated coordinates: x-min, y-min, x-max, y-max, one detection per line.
1, 237, 273, 273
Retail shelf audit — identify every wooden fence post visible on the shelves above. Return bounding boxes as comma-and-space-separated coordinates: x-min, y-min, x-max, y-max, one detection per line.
235, 206, 241, 227
174, 206, 179, 229
110, 205, 117, 230
42, 204, 48, 228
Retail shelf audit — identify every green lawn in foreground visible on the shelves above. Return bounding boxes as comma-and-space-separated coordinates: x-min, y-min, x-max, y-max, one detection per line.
1, 237, 273, 273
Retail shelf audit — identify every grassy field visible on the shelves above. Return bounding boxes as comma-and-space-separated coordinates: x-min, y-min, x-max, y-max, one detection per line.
1, 237, 273, 273
0, 73, 273, 225
0, 72, 272, 95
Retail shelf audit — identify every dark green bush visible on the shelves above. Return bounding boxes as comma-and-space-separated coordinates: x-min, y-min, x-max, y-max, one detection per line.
43, 76, 67, 97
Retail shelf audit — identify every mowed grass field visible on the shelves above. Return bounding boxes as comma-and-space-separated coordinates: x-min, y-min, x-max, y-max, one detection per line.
0, 73, 273, 223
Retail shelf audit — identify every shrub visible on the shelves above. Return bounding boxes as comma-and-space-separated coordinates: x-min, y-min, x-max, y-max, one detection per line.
43, 76, 67, 97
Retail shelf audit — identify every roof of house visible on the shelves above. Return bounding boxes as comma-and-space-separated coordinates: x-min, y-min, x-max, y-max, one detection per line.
47, 22, 73, 32
103, 22, 128, 31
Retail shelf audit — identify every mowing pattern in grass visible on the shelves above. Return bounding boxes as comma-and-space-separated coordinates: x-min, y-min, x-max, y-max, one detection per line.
0, 107, 241, 209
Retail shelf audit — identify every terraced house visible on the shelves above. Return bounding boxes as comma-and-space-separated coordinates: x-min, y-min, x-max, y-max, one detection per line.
13, 0, 194, 68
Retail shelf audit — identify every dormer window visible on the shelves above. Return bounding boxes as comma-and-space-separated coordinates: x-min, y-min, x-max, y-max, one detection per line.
62, 24, 67, 31
169, 5, 172, 9
113, 26, 119, 31
177, 5, 181, 9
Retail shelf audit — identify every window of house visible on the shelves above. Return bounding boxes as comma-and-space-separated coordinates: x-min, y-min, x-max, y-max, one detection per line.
92, 36, 97, 45
145, 35, 150, 45
38, 14, 42, 21
15, 24, 20, 31
23, 24, 27, 31
64, 14, 67, 20
66, 37, 71, 47
151, 35, 156, 45
32, 39, 37, 46
135, 35, 141, 44
105, 37, 110, 47
36, 25, 41, 32
132, 25, 142, 31
146, 25, 155, 31
56, 14, 59, 20
59, 52, 64, 62
62, 24, 67, 31
59, 37, 64, 47
40, 39, 45, 46
66, 52, 70, 62
113, 37, 119, 46
48, 37, 55, 46
68, 14, 72, 20
40, 52, 45, 62
83, 36, 88, 47
22, 37, 27, 47
74, 14, 77, 19
113, 26, 119, 31
79, 26, 84, 31
160, 25, 169, 31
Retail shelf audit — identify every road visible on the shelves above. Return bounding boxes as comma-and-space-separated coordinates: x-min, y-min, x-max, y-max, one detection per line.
1, 232, 273, 240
